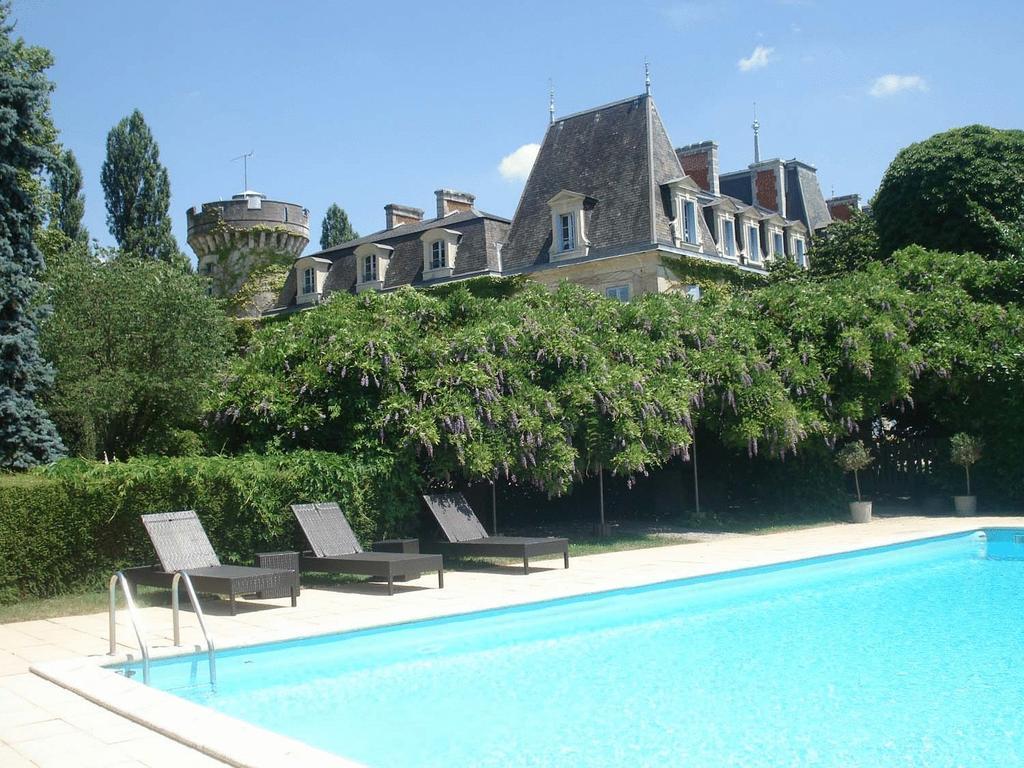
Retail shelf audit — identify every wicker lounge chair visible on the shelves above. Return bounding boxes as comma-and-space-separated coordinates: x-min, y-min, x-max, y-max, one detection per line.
124, 510, 299, 615
421, 492, 569, 574
291, 503, 444, 595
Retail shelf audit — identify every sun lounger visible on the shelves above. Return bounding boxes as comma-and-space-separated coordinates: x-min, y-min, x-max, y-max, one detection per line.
421, 492, 569, 574
125, 510, 299, 615
291, 503, 444, 595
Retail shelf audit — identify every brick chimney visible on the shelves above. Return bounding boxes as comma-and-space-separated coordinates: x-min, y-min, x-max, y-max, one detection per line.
435, 189, 476, 218
751, 159, 786, 214
826, 194, 861, 222
384, 203, 424, 229
675, 141, 719, 194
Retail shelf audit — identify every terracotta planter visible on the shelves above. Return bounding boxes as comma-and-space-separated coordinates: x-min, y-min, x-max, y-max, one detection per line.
849, 501, 873, 524
953, 495, 977, 516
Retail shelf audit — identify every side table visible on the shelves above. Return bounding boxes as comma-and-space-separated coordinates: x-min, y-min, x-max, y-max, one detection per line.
254, 551, 301, 599
371, 538, 420, 581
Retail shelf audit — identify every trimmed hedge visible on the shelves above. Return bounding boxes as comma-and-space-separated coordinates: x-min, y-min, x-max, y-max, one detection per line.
0, 450, 420, 604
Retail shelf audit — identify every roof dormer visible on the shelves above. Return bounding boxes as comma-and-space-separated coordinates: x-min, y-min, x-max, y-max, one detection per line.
420, 227, 462, 281
354, 243, 394, 293
547, 190, 592, 261
663, 177, 704, 250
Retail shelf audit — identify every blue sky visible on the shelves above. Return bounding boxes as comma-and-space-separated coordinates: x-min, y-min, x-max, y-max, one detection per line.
12, 0, 1024, 260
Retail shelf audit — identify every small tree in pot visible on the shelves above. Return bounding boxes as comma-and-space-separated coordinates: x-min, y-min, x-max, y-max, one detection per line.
836, 440, 874, 523
950, 433, 983, 516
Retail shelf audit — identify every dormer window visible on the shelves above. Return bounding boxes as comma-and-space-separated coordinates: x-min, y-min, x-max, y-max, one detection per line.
431, 239, 447, 269
773, 231, 785, 258
795, 237, 806, 267
683, 200, 698, 245
294, 256, 332, 304
421, 228, 461, 280
559, 214, 575, 252
722, 220, 736, 257
354, 243, 393, 293
747, 224, 761, 263
547, 190, 590, 261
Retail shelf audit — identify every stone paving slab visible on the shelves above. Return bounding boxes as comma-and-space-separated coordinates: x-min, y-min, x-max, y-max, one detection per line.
3, 515, 1020, 766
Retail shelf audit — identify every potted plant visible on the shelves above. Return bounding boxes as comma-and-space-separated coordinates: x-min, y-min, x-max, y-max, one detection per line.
836, 440, 874, 523
949, 433, 982, 516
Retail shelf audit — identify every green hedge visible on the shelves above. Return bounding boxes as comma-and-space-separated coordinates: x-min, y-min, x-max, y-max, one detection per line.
0, 450, 420, 604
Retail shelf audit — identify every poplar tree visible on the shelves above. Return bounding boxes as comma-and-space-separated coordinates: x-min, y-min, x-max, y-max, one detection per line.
320, 203, 359, 250
101, 109, 180, 263
0, 5, 65, 468
48, 146, 88, 245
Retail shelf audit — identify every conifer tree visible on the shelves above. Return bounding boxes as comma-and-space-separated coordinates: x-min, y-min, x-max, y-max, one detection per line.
0, 5, 65, 468
101, 109, 181, 264
48, 146, 88, 245
320, 203, 359, 250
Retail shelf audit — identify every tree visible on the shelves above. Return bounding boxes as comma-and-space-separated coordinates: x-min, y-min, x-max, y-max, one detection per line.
835, 441, 874, 502
100, 109, 181, 264
807, 210, 881, 278
320, 203, 358, 250
48, 147, 88, 246
40, 247, 233, 458
949, 433, 982, 495
873, 125, 1024, 258
0, 6, 65, 468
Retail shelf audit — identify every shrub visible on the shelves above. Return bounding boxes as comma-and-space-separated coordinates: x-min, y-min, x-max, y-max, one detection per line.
950, 433, 983, 495
835, 441, 874, 502
0, 449, 419, 604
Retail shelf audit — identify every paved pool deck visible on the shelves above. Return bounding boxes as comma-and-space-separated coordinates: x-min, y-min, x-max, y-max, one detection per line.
1, 515, 1020, 767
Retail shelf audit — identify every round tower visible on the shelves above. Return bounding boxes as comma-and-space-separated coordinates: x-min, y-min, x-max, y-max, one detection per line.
186, 191, 309, 315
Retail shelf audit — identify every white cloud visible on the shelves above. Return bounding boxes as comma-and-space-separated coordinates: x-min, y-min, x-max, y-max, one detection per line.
498, 143, 540, 182
869, 74, 928, 97
737, 45, 775, 72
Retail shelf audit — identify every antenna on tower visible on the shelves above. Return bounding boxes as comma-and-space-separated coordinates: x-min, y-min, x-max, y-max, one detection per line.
751, 103, 760, 164
232, 150, 255, 193
548, 79, 555, 124
644, 58, 651, 96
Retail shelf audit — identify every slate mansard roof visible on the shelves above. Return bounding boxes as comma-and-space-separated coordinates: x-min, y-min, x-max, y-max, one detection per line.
501, 94, 687, 273
275, 208, 510, 308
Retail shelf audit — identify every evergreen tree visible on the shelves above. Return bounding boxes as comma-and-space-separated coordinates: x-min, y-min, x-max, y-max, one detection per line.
48, 146, 88, 245
320, 203, 359, 250
100, 109, 180, 263
0, 5, 65, 468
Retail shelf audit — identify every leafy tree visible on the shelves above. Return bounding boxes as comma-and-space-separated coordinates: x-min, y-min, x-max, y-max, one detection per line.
949, 433, 982, 495
807, 210, 881, 278
0, 6, 65, 468
48, 146, 88, 245
40, 244, 233, 458
100, 109, 182, 265
873, 125, 1024, 258
835, 441, 873, 501
319, 203, 358, 250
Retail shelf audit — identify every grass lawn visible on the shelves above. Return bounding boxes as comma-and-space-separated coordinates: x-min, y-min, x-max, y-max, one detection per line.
0, 532, 685, 625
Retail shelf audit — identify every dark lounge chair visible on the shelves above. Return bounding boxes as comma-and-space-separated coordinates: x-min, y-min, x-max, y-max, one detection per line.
124, 510, 299, 615
291, 502, 444, 595
421, 492, 569, 574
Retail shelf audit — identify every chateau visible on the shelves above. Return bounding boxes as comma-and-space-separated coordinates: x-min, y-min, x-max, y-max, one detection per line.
188, 92, 859, 314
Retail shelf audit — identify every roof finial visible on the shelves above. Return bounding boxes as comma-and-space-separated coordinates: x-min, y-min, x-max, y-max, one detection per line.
644, 58, 651, 96
752, 102, 760, 164
548, 79, 555, 124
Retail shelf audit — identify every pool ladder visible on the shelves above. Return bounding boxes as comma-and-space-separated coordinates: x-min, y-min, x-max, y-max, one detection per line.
107, 571, 217, 688
108, 571, 151, 684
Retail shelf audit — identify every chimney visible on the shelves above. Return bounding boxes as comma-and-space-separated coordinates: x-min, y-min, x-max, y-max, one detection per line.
751, 159, 786, 214
675, 141, 719, 194
826, 194, 861, 222
384, 203, 424, 229
435, 189, 476, 218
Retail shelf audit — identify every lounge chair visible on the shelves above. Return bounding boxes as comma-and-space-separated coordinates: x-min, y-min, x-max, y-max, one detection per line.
421, 492, 569, 574
124, 510, 299, 615
291, 503, 444, 595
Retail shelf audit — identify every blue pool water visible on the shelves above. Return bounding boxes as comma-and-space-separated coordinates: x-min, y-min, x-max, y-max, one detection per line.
129, 530, 1024, 767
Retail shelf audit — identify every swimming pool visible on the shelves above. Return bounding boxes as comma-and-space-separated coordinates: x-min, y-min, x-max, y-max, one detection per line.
125, 529, 1024, 767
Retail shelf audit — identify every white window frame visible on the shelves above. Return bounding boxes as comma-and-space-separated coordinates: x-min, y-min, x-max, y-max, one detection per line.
683, 200, 699, 246
431, 240, 447, 270
362, 253, 378, 283
421, 228, 460, 280
795, 237, 806, 267
720, 216, 736, 258
547, 190, 589, 261
559, 213, 576, 253
302, 267, 314, 294
354, 243, 392, 292
605, 284, 630, 302
747, 225, 761, 263
773, 230, 785, 258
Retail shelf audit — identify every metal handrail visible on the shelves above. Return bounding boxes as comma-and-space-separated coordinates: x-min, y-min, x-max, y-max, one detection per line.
108, 571, 151, 684
171, 571, 217, 687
